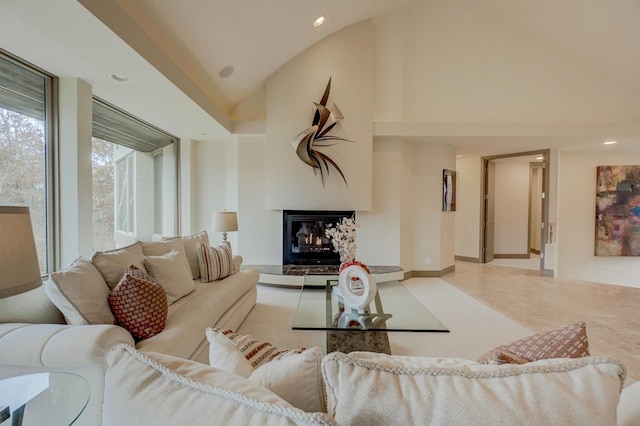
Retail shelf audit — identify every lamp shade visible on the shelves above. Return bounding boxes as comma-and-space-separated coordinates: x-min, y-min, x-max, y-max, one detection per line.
0, 206, 42, 298
211, 211, 238, 232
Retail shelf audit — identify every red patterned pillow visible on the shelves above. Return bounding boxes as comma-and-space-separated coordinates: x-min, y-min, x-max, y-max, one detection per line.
478, 321, 590, 364
109, 265, 168, 340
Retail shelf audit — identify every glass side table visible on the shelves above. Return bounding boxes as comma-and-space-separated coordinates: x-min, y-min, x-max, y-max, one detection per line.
0, 372, 90, 426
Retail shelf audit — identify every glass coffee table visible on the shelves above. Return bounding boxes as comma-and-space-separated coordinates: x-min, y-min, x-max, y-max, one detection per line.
292, 275, 449, 354
0, 372, 90, 426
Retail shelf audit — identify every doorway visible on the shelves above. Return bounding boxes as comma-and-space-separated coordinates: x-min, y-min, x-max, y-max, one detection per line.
481, 150, 550, 272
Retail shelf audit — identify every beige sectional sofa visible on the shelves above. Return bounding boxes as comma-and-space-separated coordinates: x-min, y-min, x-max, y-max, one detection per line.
0, 232, 259, 426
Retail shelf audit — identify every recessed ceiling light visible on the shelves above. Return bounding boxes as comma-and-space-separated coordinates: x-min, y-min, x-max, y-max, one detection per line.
313, 16, 326, 27
109, 73, 131, 83
219, 66, 234, 78
603, 140, 618, 145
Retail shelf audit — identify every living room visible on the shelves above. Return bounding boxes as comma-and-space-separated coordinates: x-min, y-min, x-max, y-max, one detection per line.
1, 0, 640, 424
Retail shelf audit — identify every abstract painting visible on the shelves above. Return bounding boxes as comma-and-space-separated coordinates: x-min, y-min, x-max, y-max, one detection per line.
595, 165, 640, 256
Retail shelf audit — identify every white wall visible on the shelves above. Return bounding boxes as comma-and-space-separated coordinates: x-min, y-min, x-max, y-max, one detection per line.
58, 78, 93, 266
455, 157, 482, 259
557, 151, 640, 288
494, 161, 530, 255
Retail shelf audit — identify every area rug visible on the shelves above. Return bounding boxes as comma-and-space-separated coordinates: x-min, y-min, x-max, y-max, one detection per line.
237, 277, 533, 360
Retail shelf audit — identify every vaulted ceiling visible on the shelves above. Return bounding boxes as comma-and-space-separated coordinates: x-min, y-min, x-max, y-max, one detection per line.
1, 0, 639, 155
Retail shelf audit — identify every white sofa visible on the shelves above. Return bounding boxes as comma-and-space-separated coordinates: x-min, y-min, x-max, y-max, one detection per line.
0, 233, 259, 426
103, 344, 640, 426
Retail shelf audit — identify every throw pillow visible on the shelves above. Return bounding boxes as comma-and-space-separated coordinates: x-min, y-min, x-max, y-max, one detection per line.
143, 249, 195, 304
44, 257, 115, 325
140, 239, 186, 258
104, 344, 337, 425
322, 351, 625, 426
109, 265, 168, 340
91, 242, 146, 289
477, 321, 590, 364
205, 328, 324, 413
164, 231, 209, 279
197, 242, 233, 282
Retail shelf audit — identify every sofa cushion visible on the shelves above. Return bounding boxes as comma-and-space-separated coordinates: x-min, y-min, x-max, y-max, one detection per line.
135, 268, 259, 359
143, 249, 194, 304
141, 239, 186, 258
197, 242, 234, 282
322, 351, 625, 426
205, 328, 325, 413
104, 344, 337, 425
109, 265, 168, 341
91, 242, 145, 289
164, 231, 209, 280
44, 257, 115, 325
478, 321, 590, 364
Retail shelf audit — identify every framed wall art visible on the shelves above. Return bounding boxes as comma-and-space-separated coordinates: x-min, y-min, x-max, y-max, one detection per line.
595, 165, 640, 256
443, 169, 457, 212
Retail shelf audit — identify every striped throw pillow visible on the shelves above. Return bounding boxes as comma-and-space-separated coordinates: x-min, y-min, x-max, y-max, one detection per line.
196, 242, 233, 282
206, 328, 307, 372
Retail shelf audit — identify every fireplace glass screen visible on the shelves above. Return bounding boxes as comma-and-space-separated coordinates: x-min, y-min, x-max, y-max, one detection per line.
283, 210, 354, 265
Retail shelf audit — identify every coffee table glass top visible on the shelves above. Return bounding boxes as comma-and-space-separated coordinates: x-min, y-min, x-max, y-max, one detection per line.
292, 275, 449, 332
0, 372, 90, 426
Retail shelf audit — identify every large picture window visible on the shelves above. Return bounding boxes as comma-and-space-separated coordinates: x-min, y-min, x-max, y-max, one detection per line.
0, 51, 54, 273
91, 98, 178, 251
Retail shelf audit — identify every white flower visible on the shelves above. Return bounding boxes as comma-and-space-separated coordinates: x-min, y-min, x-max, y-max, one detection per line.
325, 217, 358, 263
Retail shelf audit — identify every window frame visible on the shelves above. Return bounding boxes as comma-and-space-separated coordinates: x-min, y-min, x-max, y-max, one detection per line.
0, 48, 58, 273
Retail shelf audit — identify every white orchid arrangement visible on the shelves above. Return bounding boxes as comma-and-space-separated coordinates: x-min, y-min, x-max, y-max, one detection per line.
325, 216, 358, 263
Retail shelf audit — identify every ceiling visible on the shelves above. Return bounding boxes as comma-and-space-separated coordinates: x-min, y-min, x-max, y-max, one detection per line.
1, 0, 639, 156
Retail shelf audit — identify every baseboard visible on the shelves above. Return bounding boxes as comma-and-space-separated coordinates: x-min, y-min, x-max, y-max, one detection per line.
542, 269, 555, 277
454, 255, 481, 263
494, 254, 530, 259
406, 264, 455, 279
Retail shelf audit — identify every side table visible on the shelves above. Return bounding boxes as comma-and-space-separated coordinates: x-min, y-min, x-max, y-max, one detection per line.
0, 372, 90, 426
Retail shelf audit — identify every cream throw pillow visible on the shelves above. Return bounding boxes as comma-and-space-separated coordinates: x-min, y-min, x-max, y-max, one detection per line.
141, 239, 186, 258
91, 242, 145, 289
322, 351, 625, 426
44, 257, 115, 325
164, 231, 209, 279
143, 250, 194, 304
206, 328, 325, 412
104, 344, 337, 425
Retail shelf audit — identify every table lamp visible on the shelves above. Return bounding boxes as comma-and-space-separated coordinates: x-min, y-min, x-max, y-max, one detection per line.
211, 211, 238, 243
0, 206, 42, 298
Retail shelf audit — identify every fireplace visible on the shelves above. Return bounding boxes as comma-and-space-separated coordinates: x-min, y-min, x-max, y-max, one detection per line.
283, 210, 354, 265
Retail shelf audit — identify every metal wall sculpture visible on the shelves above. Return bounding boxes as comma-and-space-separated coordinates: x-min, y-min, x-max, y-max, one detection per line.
291, 77, 351, 187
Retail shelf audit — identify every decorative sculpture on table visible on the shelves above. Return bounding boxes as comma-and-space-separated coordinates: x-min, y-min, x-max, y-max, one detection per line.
325, 216, 377, 310
291, 77, 351, 187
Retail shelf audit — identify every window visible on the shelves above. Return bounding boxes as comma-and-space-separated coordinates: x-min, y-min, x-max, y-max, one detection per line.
0, 51, 55, 273
91, 98, 178, 250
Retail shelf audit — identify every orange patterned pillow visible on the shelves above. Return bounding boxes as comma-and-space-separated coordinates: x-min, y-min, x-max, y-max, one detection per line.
478, 321, 590, 365
109, 265, 168, 341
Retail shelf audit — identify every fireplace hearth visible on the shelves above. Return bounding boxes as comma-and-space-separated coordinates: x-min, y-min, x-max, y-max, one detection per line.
282, 210, 354, 265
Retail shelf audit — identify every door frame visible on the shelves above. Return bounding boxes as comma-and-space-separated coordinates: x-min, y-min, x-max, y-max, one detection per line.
480, 149, 550, 271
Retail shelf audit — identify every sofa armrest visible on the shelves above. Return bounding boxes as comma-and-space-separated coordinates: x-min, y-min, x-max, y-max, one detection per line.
0, 323, 134, 368
618, 381, 640, 426
233, 254, 243, 273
